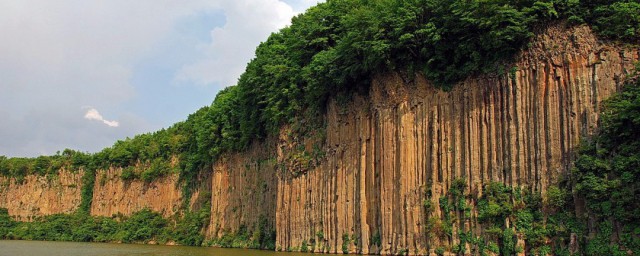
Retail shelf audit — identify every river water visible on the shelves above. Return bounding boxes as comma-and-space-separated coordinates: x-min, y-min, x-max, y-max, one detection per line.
0, 240, 314, 256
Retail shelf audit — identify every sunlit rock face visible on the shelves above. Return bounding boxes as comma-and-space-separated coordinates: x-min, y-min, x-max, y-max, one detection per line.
273, 24, 638, 255
0, 169, 83, 221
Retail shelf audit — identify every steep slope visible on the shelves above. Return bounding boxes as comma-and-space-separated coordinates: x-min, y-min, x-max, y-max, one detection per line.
273, 24, 638, 254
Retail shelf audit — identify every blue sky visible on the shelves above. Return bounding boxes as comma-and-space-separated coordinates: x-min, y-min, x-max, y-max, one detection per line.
0, 0, 322, 157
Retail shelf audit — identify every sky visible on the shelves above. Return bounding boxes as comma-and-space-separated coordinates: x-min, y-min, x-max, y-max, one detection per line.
0, 0, 323, 157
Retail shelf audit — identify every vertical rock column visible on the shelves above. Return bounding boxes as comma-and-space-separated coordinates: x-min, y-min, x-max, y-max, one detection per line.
206, 142, 278, 241
274, 25, 639, 255
0, 169, 83, 221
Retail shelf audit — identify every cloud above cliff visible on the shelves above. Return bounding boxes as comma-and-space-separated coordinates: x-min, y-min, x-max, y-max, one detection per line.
0, 0, 322, 157
84, 108, 119, 128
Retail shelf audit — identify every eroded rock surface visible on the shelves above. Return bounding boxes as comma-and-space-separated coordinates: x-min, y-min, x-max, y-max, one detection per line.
206, 141, 278, 240
90, 167, 185, 218
0, 169, 82, 221
274, 25, 639, 254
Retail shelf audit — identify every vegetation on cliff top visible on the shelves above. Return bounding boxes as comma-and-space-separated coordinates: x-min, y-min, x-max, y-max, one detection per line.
0, 0, 638, 205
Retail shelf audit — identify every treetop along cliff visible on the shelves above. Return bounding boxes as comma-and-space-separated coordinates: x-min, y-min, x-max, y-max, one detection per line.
1, 0, 639, 204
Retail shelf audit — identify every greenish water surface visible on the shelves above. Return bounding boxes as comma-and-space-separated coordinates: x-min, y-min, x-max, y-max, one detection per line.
0, 240, 312, 256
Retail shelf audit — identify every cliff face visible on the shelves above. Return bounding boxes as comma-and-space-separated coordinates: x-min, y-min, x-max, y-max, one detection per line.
206, 141, 278, 240
0, 24, 637, 255
274, 25, 639, 254
90, 168, 186, 218
0, 169, 82, 221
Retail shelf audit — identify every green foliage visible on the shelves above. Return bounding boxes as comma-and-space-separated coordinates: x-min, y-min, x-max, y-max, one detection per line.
79, 168, 95, 213
141, 159, 171, 183
474, 181, 557, 255
255, 216, 277, 250
438, 196, 453, 238
590, 1, 640, 42
581, 221, 634, 256
486, 241, 500, 254
120, 166, 137, 181
0, 208, 16, 239
478, 182, 513, 224
501, 228, 516, 256
169, 207, 210, 246
545, 185, 567, 210
117, 209, 168, 243
341, 233, 350, 254
208, 216, 275, 250
0, 208, 213, 246
0, 149, 88, 181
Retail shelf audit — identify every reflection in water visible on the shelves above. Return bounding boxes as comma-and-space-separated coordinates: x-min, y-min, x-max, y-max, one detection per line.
0, 240, 314, 256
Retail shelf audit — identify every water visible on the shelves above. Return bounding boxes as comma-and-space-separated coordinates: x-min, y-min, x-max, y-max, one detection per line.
0, 240, 313, 256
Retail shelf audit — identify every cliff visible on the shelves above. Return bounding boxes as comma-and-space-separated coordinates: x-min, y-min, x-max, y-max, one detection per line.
0, 169, 82, 221
273, 25, 638, 254
206, 141, 278, 240
0, 24, 638, 255
91, 167, 186, 218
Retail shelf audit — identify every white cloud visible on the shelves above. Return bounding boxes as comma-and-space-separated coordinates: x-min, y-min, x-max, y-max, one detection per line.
282, 0, 323, 12
298, 0, 323, 8
176, 0, 297, 87
84, 108, 119, 128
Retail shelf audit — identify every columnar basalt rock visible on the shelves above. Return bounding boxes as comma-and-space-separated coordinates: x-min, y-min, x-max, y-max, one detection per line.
206, 141, 278, 241
90, 167, 186, 218
0, 169, 82, 221
0, 24, 637, 255
274, 25, 639, 255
